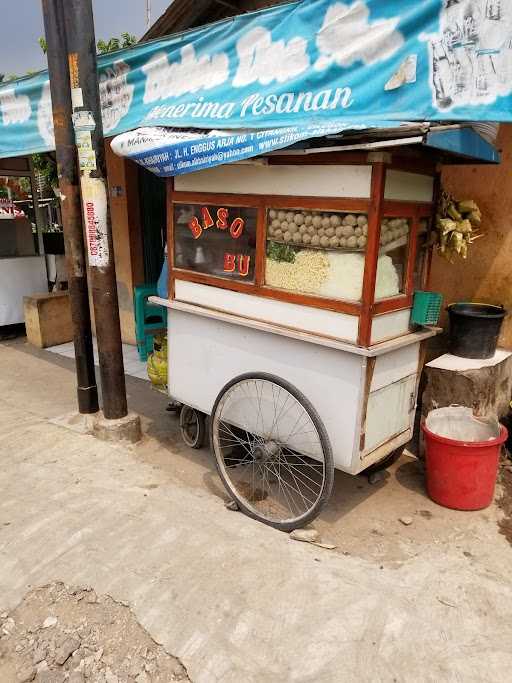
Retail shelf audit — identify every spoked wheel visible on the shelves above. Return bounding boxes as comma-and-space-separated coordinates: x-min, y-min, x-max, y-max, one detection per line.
210, 373, 334, 531
180, 405, 206, 449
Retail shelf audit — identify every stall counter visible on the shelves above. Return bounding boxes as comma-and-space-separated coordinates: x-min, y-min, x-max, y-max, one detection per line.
0, 256, 48, 325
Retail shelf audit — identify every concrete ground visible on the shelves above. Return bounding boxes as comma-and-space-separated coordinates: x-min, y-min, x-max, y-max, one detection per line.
46, 339, 150, 382
1, 336, 512, 682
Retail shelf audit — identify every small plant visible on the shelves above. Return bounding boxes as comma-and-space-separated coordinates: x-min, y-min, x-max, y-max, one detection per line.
39, 32, 136, 57
96, 32, 137, 54
32, 153, 58, 189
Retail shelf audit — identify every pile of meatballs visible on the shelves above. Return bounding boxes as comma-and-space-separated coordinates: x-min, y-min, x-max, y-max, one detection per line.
267, 210, 409, 251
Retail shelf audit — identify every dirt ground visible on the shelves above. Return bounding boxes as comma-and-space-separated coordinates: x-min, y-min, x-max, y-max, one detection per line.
133, 401, 512, 567
497, 458, 512, 545
0, 583, 189, 683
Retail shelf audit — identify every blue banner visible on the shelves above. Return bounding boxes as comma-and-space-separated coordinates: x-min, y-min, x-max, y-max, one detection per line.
110, 121, 401, 176
0, 0, 511, 158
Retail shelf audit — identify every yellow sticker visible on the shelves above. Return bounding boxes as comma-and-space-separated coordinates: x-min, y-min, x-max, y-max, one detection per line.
68, 53, 79, 88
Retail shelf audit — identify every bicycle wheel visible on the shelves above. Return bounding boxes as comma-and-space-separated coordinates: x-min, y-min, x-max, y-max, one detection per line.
210, 373, 334, 531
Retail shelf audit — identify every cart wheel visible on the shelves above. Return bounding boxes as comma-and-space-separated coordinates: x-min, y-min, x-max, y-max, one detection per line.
180, 406, 206, 449
210, 373, 334, 531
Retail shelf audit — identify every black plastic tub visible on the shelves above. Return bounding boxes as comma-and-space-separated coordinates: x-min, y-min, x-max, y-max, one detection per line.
448, 303, 506, 360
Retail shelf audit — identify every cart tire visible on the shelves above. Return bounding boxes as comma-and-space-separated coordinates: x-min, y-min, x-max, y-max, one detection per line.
364, 446, 404, 475
180, 406, 206, 449
210, 373, 334, 531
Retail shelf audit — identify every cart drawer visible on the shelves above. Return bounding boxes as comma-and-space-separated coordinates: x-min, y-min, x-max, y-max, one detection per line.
363, 374, 416, 454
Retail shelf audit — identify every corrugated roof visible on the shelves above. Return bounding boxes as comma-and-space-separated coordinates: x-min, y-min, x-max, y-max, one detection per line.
141, 0, 286, 41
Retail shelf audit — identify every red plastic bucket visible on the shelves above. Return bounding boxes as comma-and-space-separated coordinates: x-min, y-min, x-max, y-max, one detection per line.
422, 419, 508, 511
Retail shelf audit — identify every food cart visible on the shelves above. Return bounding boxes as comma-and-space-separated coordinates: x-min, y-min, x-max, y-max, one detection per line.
148, 141, 458, 530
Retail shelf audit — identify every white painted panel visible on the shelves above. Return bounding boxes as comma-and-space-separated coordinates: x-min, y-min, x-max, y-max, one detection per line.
384, 170, 434, 202
364, 375, 416, 453
371, 309, 411, 344
167, 308, 364, 471
0, 256, 47, 325
174, 164, 372, 198
371, 343, 420, 392
427, 349, 512, 371
174, 280, 359, 343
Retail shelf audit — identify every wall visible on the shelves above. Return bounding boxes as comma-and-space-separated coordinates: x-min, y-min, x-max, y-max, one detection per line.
104, 143, 144, 345
430, 124, 512, 349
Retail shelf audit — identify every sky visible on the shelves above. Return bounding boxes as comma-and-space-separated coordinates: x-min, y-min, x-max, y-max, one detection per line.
0, 0, 171, 78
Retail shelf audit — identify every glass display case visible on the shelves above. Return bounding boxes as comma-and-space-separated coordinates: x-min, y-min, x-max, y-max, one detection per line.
173, 202, 257, 281
168, 160, 435, 347
265, 209, 369, 301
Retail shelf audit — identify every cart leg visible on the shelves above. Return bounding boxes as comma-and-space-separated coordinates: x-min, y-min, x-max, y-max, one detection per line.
364, 446, 404, 479
166, 400, 182, 414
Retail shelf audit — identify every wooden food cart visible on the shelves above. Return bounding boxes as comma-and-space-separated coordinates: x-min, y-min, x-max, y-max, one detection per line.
152, 149, 442, 530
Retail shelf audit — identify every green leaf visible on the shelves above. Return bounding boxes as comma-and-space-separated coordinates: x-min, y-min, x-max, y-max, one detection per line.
267, 241, 296, 263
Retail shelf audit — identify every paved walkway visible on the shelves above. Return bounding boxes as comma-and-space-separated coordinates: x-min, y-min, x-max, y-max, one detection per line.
47, 340, 149, 381
1, 338, 511, 682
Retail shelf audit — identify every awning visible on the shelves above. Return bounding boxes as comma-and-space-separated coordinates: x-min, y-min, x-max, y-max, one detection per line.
1, 0, 511, 160
110, 121, 500, 177
109, 120, 405, 176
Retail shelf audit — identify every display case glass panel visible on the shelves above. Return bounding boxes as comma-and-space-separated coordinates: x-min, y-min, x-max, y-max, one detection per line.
173, 202, 257, 282
264, 208, 369, 302
375, 217, 411, 300
413, 217, 431, 291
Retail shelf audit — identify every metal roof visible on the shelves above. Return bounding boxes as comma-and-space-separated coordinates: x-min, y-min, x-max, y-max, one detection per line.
141, 0, 286, 41
272, 124, 500, 165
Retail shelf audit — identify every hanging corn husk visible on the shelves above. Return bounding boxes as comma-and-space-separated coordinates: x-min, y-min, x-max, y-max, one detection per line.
434, 191, 484, 261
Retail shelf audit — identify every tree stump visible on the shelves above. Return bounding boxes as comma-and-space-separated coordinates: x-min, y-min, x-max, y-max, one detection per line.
420, 350, 512, 456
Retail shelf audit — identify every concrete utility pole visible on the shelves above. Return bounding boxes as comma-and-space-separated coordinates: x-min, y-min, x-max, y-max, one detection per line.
62, 0, 128, 420
42, 0, 99, 415
146, 0, 151, 30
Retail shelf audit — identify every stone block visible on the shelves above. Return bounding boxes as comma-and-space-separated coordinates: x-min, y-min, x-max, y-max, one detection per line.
23, 292, 73, 348
92, 411, 142, 444
50, 410, 142, 444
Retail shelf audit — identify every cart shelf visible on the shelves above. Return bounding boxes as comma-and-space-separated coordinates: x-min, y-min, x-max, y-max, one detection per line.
266, 235, 408, 255
150, 296, 440, 358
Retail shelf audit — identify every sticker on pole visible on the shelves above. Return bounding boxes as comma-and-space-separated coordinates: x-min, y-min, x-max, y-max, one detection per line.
75, 130, 97, 171
72, 110, 96, 132
82, 177, 109, 267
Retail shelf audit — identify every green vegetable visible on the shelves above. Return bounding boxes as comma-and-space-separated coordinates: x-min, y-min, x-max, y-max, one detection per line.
267, 241, 296, 263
